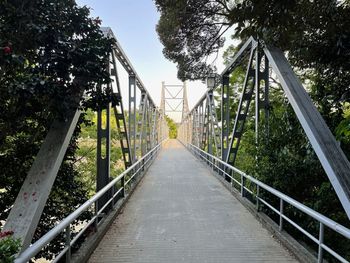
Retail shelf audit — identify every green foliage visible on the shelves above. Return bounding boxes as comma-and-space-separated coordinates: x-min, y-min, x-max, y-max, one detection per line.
166, 116, 177, 138
0, 233, 21, 263
155, 0, 350, 164
155, 0, 224, 80
79, 110, 98, 139
336, 102, 350, 145
77, 110, 124, 197
224, 82, 350, 259
218, 41, 350, 259
0, 0, 114, 259
155, 0, 350, 90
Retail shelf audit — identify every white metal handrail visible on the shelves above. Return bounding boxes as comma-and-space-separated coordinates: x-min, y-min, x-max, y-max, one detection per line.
187, 143, 350, 263
15, 142, 162, 263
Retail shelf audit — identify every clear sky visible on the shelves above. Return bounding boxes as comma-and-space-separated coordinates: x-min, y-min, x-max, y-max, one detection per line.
76, 0, 233, 120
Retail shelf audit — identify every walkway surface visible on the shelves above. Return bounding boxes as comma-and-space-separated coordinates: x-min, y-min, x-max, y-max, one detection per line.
89, 139, 298, 263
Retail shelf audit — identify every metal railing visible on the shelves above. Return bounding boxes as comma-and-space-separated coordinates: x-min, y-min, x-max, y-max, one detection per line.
15, 142, 162, 263
187, 143, 350, 263
178, 37, 350, 222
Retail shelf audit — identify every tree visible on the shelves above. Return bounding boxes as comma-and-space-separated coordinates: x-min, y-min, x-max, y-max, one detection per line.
155, 0, 227, 80
166, 116, 178, 138
155, 0, 350, 174
0, 0, 114, 258
155, 0, 350, 119
217, 25, 350, 261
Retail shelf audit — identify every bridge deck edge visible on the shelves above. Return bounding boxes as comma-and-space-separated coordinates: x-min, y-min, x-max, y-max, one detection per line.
195, 156, 318, 263
70, 164, 152, 263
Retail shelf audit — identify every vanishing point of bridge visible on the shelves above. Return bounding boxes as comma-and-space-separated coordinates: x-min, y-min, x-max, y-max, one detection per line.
4, 27, 350, 263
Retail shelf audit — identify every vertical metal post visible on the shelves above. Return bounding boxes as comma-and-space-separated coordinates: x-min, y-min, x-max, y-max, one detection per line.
151, 108, 157, 148
255, 45, 261, 144
264, 54, 270, 140
256, 185, 260, 211
121, 173, 125, 198
202, 100, 208, 150
199, 103, 203, 147
94, 202, 98, 230
194, 110, 197, 145
65, 225, 71, 263
241, 174, 245, 197
111, 183, 115, 208
141, 96, 148, 156
318, 223, 324, 263
96, 102, 111, 212
279, 199, 284, 231
160, 82, 165, 140
221, 75, 230, 161
208, 111, 213, 155
182, 82, 190, 123
221, 75, 230, 182
129, 75, 137, 162
137, 92, 147, 158
145, 101, 152, 153
157, 112, 161, 144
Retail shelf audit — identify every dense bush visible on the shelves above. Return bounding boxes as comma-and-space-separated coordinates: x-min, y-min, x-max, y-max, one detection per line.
166, 116, 178, 138
0, 0, 114, 259
215, 45, 350, 260
0, 231, 20, 263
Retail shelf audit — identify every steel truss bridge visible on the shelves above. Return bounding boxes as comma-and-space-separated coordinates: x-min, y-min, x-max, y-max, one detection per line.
2, 28, 350, 263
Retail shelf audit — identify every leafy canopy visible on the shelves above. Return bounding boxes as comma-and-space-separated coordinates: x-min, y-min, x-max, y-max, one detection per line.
155, 0, 350, 89
0, 0, 114, 258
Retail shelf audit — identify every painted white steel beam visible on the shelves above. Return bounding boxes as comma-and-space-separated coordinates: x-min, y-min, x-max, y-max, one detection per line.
4, 108, 81, 250
264, 46, 350, 219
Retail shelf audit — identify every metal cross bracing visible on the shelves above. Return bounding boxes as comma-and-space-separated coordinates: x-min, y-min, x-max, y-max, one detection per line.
3, 26, 168, 255
226, 43, 269, 166
178, 37, 350, 222
160, 81, 189, 123
179, 78, 222, 158
206, 90, 222, 156
5, 28, 350, 263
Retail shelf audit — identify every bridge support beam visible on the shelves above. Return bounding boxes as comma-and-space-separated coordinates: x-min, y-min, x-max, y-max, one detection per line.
128, 75, 137, 162
96, 102, 111, 212
264, 46, 350, 219
137, 92, 147, 157
178, 35, 350, 221
221, 75, 230, 161
255, 48, 270, 144
3, 107, 81, 250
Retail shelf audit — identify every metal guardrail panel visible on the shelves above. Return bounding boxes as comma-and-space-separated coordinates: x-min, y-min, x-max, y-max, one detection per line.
15, 142, 163, 263
187, 143, 350, 263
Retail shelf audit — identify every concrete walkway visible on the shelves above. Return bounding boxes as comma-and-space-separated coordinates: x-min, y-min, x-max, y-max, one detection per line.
89, 139, 298, 263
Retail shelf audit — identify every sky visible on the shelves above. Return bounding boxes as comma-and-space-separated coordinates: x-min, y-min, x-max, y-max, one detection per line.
76, 0, 234, 120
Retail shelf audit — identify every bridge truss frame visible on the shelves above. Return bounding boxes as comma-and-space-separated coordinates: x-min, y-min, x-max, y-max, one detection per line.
160, 81, 189, 123
178, 37, 350, 221
3, 27, 168, 251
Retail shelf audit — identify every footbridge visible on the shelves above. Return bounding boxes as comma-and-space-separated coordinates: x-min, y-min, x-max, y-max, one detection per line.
3, 27, 350, 263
